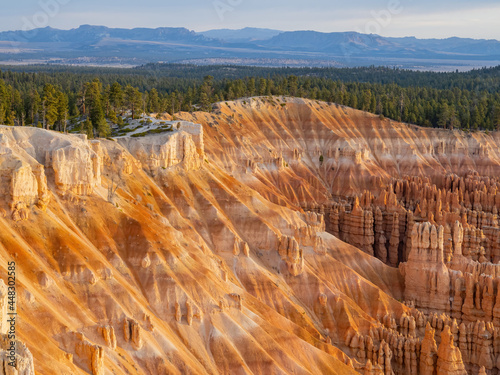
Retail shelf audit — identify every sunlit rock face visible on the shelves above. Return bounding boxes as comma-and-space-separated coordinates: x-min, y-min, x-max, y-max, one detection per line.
1, 97, 500, 374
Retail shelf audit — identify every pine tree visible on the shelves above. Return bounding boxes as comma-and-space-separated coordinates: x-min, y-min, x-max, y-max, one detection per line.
258, 78, 267, 96
147, 88, 160, 113
109, 82, 123, 113
86, 79, 105, 128
83, 119, 93, 139
42, 84, 59, 129
199, 76, 214, 112
56, 91, 68, 132
96, 117, 111, 138
493, 103, 500, 130
246, 78, 256, 97
288, 76, 298, 97
29, 89, 41, 125
124, 85, 142, 119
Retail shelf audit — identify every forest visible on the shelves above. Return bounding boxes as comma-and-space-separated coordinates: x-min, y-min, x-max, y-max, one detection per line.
0, 64, 499, 137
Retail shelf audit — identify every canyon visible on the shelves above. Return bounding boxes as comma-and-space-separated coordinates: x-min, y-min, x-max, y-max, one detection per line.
1, 96, 500, 374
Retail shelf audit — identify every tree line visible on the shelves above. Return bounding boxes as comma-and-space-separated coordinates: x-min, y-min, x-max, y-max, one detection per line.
0, 64, 499, 134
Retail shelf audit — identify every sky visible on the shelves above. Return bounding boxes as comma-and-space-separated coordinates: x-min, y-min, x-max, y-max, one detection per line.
2, 0, 500, 40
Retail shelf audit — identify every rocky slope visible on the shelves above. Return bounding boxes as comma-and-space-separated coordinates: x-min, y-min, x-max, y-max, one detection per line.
0, 97, 499, 374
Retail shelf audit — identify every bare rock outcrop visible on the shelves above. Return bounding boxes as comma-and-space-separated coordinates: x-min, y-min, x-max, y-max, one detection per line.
46, 142, 102, 195
278, 236, 304, 276
0, 133, 49, 219
123, 318, 142, 350
420, 322, 437, 375
117, 122, 204, 173
4, 99, 500, 374
402, 223, 450, 313
75, 333, 104, 375
339, 197, 375, 256
0, 337, 36, 375
100, 325, 116, 350
436, 326, 466, 375
1, 126, 104, 206
0, 280, 35, 374
0, 281, 8, 335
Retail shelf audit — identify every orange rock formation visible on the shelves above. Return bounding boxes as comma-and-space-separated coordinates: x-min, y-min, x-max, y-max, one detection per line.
1, 97, 500, 374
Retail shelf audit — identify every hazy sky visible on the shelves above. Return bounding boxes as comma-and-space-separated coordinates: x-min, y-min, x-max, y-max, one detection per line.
2, 0, 500, 40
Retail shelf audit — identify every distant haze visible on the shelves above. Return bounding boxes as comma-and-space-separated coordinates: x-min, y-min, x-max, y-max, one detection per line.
2, 0, 500, 40
1, 25, 499, 72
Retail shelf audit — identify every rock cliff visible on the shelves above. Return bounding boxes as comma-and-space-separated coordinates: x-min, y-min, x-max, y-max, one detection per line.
1, 97, 500, 374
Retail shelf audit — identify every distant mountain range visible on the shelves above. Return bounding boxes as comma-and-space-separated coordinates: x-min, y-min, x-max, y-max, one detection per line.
200, 27, 282, 43
0, 25, 499, 71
